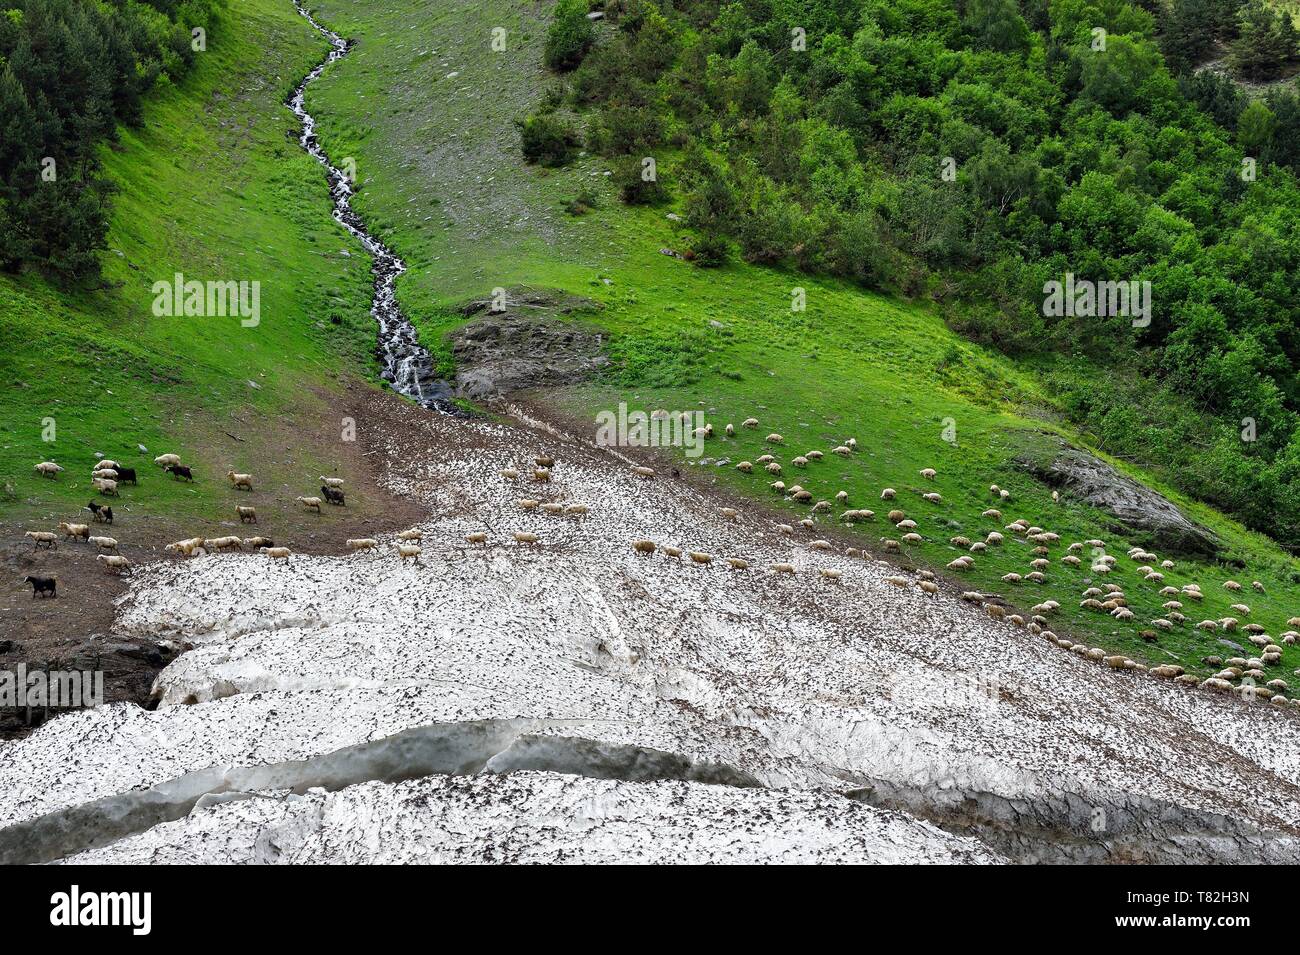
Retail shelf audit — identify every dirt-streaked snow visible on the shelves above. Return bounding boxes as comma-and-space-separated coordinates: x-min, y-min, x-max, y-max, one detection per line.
3, 393, 1299, 863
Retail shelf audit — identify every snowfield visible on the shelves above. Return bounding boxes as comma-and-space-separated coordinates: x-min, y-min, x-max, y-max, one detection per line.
2, 393, 1299, 863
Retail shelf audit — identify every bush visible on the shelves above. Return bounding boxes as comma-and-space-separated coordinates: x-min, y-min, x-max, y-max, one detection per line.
544, 0, 596, 71
518, 113, 581, 167
689, 232, 730, 267
613, 155, 665, 204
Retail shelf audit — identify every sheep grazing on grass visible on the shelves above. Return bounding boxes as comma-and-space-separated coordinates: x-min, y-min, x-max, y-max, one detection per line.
513, 532, 539, 545
725, 557, 749, 570
166, 464, 194, 481
165, 537, 205, 557
888, 510, 905, 523
92, 478, 119, 497
321, 486, 346, 507
632, 539, 657, 555
982, 509, 1002, 521
260, 546, 291, 562
1059, 555, 1081, 567
463, 533, 487, 546
721, 507, 739, 521
948, 558, 973, 571
847, 438, 857, 450
835, 490, 848, 504
756, 454, 775, 465
920, 491, 942, 504
810, 501, 832, 513
154, 454, 182, 469
25, 531, 57, 549
397, 529, 422, 542
820, 568, 843, 583
533, 468, 552, 483
227, 471, 254, 491
792, 490, 813, 503
564, 504, 588, 516
1230, 603, 1252, 616
688, 551, 713, 565
1223, 580, 1242, 592
766, 462, 783, 476
792, 455, 809, 468
951, 535, 972, 547
919, 468, 937, 480
632, 466, 655, 479
1001, 573, 1023, 584
902, 533, 922, 544
58, 522, 90, 541
97, 554, 130, 573
985, 532, 1004, 546
765, 433, 784, 444
725, 424, 735, 437
347, 538, 379, 552
805, 451, 824, 462
832, 445, 851, 456
880, 488, 896, 500
1152, 619, 1174, 631
882, 539, 901, 553
770, 482, 785, 495
1197, 620, 1218, 631
1253, 580, 1265, 592
969, 542, 987, 554
770, 563, 796, 575
236, 506, 257, 524
88, 536, 118, 552
92, 468, 119, 481
320, 476, 345, 489
397, 543, 422, 562
296, 496, 323, 513
742, 418, 759, 429
736, 461, 753, 474
25, 575, 56, 598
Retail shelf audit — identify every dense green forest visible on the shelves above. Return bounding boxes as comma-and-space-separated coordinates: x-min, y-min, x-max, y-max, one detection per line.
532, 0, 1300, 550
0, 0, 219, 282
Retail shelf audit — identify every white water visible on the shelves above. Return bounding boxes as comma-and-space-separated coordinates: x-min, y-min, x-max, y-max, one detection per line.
288, 1, 452, 408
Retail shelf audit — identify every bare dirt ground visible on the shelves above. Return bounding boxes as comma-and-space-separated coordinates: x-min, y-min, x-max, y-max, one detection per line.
0, 378, 428, 738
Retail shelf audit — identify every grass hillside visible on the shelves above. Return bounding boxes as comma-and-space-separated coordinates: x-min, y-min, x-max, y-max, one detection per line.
0, 0, 380, 526
303, 0, 1300, 683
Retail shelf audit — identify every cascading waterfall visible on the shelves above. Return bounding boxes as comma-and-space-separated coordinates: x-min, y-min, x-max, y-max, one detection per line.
288, 1, 453, 408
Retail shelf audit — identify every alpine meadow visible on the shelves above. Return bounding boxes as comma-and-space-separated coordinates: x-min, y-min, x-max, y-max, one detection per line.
1, 0, 1300, 885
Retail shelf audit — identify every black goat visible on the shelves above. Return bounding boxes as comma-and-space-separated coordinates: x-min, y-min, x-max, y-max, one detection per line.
24, 575, 56, 598
167, 464, 194, 481
321, 485, 346, 506
85, 501, 115, 524
111, 466, 138, 484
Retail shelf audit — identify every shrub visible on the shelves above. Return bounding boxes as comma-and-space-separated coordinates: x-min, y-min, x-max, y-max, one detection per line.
544, 0, 596, 71
518, 113, 581, 167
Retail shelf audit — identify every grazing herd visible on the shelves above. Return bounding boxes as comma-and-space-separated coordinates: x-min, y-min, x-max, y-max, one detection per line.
19, 420, 1300, 713
20, 450, 357, 594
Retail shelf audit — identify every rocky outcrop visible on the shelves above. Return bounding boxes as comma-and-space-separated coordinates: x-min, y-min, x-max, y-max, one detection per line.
1017, 439, 1220, 557
448, 288, 609, 399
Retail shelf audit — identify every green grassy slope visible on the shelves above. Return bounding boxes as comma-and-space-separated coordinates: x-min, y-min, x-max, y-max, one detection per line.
304, 0, 1300, 683
0, 0, 378, 524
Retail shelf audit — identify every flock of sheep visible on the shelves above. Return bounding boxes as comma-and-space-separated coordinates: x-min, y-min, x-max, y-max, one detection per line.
23, 418, 1300, 711
642, 414, 1299, 710
22, 453, 358, 591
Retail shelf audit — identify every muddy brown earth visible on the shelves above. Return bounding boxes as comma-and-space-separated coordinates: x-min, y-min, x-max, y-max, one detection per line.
0, 379, 428, 739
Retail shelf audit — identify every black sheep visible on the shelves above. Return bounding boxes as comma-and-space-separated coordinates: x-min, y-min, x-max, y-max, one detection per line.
102, 505, 113, 525
24, 575, 56, 598
111, 466, 138, 484
167, 464, 194, 481
321, 485, 346, 506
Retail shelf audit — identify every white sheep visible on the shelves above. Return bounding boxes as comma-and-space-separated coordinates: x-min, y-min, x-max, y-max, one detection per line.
742, 418, 759, 429
721, 507, 738, 521
260, 546, 291, 562
919, 468, 936, 480
820, 568, 843, 583
34, 461, 65, 478
58, 522, 90, 540
688, 551, 713, 565
770, 563, 796, 575
396, 543, 422, 562
92, 478, 119, 497
880, 488, 896, 500
564, 504, 589, 516
501, 468, 520, 480
88, 536, 118, 552
207, 536, 243, 551
93, 460, 119, 471
632, 539, 657, 555
835, 490, 848, 503
632, 466, 655, 479
922, 492, 942, 503
97, 554, 130, 573
397, 529, 422, 542
154, 454, 182, 469
347, 538, 379, 551
227, 470, 254, 491
92, 468, 119, 480
25, 531, 57, 548
533, 468, 552, 483
765, 433, 784, 444
320, 476, 345, 488
513, 532, 539, 544
736, 461, 753, 473
297, 496, 323, 513
165, 537, 205, 556
725, 557, 750, 570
